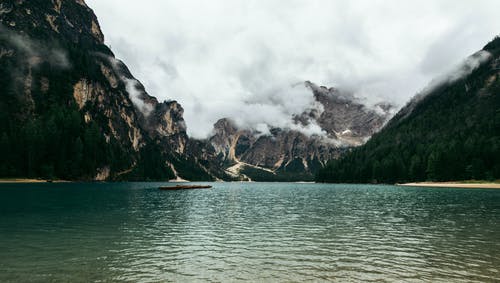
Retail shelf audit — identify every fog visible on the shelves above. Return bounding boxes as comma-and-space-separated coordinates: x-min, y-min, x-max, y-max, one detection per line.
86, 0, 500, 138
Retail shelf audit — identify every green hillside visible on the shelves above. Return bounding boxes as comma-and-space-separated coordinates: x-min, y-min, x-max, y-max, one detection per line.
317, 37, 500, 183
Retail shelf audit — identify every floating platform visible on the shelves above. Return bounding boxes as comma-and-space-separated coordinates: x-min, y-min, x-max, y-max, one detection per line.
159, 185, 212, 190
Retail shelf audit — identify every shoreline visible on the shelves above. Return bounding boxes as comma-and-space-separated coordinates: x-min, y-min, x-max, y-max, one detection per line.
399, 182, 500, 189
0, 179, 70, 184
2, 179, 499, 189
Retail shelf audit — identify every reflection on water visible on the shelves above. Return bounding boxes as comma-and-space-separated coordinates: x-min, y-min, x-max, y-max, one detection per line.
0, 182, 499, 282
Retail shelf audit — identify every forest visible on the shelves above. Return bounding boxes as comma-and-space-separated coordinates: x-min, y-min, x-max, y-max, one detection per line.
0, 28, 178, 181
317, 38, 500, 183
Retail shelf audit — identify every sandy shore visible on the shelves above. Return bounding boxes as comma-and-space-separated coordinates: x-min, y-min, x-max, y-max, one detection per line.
0, 179, 70, 183
399, 182, 500, 189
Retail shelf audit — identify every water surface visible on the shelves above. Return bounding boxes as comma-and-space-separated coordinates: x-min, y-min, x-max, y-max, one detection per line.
1, 182, 499, 282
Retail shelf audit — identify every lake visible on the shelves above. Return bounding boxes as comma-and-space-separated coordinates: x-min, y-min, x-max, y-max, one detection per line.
0, 182, 499, 282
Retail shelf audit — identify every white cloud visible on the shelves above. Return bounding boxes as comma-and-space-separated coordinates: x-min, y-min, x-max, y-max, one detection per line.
416, 50, 492, 102
123, 78, 154, 116
1, 25, 70, 69
86, 0, 500, 138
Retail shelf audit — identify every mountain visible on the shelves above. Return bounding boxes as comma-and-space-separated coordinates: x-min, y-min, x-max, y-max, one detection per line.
0, 0, 223, 181
317, 37, 500, 183
207, 82, 394, 181
0, 0, 402, 182
302, 81, 394, 146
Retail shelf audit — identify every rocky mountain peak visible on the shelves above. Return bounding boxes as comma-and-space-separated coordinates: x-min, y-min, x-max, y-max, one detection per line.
301, 81, 395, 146
213, 118, 239, 136
205, 81, 394, 181
0, 0, 104, 45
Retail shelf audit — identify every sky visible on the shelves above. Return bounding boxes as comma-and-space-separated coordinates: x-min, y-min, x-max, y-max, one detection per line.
86, 0, 500, 139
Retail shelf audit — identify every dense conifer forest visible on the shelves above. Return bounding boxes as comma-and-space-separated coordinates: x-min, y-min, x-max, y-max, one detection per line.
317, 38, 500, 183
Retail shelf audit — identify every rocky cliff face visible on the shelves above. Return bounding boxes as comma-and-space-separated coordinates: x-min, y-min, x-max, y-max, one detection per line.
208, 82, 394, 181
303, 81, 394, 146
0, 0, 216, 181
0, 0, 395, 182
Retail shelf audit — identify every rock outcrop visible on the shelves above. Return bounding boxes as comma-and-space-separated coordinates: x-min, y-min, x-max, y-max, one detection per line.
207, 82, 394, 181
0, 0, 217, 181
0, 0, 395, 182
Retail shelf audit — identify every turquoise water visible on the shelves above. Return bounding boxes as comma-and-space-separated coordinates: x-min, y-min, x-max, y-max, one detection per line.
0, 182, 499, 282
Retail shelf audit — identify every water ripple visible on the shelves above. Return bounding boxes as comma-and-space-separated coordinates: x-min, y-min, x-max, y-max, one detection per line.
1, 183, 500, 282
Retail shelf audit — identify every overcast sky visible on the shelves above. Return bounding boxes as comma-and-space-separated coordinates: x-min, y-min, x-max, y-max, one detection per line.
86, 0, 499, 138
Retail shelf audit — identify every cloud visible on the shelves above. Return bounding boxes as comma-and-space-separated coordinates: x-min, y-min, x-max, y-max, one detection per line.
396, 50, 493, 121
123, 78, 154, 116
0, 24, 70, 69
86, 0, 500, 139
104, 55, 154, 115
418, 50, 492, 100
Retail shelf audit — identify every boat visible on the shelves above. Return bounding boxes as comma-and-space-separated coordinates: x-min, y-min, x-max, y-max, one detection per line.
159, 185, 212, 190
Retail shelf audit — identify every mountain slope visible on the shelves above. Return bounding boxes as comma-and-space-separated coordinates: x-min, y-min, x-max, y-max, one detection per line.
317, 37, 500, 183
0, 0, 217, 181
208, 82, 394, 181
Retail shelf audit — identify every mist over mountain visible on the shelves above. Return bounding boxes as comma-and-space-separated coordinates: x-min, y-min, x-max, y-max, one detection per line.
206, 81, 394, 181
0, 0, 224, 181
88, 0, 500, 139
1, 0, 499, 183
2, 3, 500, 282
317, 37, 500, 183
